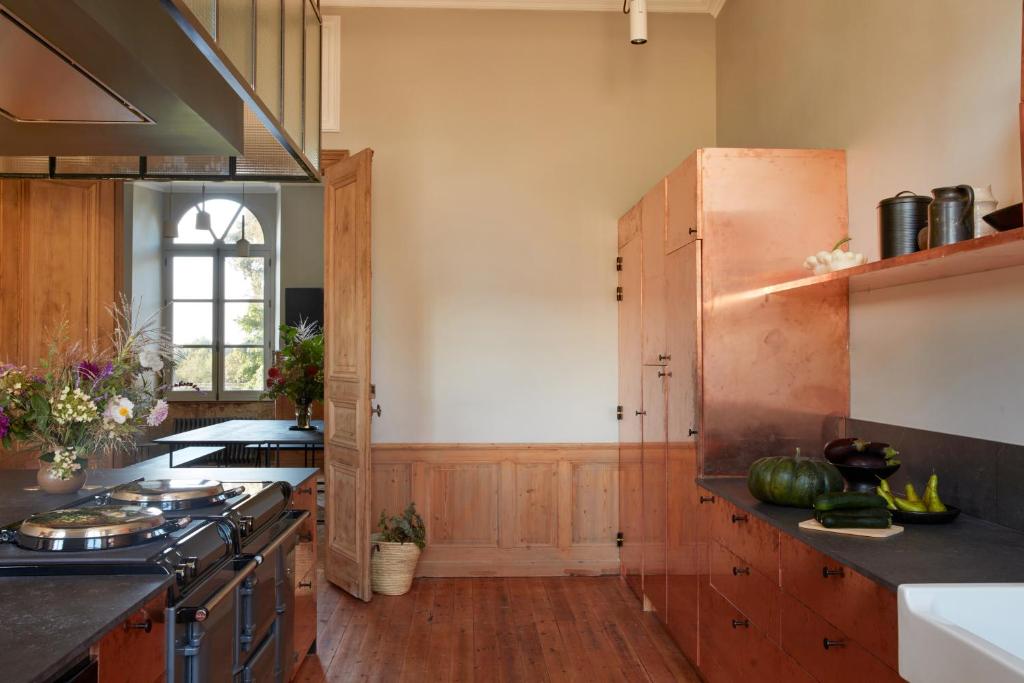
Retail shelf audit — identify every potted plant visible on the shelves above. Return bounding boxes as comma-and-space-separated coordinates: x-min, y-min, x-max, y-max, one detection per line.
371, 503, 426, 596
0, 304, 173, 494
264, 321, 324, 430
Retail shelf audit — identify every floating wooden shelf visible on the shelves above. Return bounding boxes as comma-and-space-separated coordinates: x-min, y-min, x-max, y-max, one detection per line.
759, 227, 1024, 295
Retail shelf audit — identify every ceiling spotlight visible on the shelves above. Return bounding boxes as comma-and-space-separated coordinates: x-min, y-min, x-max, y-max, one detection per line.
236, 183, 251, 257
624, 0, 647, 45
195, 184, 212, 234
162, 181, 178, 240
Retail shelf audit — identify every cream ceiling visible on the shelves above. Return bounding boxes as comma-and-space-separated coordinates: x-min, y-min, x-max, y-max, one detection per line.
320, 0, 726, 16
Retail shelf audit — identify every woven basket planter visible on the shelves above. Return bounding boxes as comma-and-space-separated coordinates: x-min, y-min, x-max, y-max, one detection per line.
371, 540, 421, 596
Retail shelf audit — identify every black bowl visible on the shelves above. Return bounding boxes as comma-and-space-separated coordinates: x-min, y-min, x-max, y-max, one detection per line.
832, 462, 900, 494
892, 506, 961, 525
983, 203, 1023, 231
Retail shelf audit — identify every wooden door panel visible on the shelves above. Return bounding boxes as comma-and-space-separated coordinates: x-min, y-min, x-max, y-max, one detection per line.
323, 149, 373, 600
641, 364, 667, 620
617, 227, 643, 599
640, 180, 667, 365
618, 200, 641, 249
666, 153, 700, 252
371, 463, 413, 519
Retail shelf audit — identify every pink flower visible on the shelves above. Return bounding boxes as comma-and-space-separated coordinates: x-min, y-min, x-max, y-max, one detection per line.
0, 407, 9, 440
147, 399, 169, 427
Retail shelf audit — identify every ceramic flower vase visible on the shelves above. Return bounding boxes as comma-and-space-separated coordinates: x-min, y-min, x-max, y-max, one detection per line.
37, 460, 87, 495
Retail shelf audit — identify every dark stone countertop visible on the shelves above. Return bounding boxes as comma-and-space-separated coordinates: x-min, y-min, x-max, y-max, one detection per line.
699, 477, 1024, 592
0, 465, 319, 682
0, 575, 172, 683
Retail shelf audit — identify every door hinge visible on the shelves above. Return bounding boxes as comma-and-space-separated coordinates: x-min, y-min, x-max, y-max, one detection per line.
616, 286, 623, 302
370, 383, 376, 398
616, 256, 623, 271
616, 405, 623, 420
616, 531, 624, 547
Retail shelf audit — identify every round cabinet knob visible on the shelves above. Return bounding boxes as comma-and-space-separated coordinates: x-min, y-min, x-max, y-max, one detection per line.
823, 638, 845, 650
698, 495, 715, 504
298, 580, 313, 589
731, 514, 748, 523
731, 619, 749, 629
125, 619, 152, 633
822, 566, 845, 578
731, 566, 750, 576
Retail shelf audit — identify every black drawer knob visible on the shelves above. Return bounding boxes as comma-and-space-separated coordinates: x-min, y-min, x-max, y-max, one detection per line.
823, 638, 845, 650
699, 495, 715, 504
732, 566, 750, 576
731, 619, 749, 629
822, 566, 845, 578
298, 580, 313, 589
731, 514, 748, 523
126, 619, 152, 634
688, 227, 698, 235
296, 487, 313, 495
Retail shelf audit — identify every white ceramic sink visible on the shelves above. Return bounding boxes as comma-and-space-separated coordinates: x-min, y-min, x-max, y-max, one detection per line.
899, 584, 1024, 682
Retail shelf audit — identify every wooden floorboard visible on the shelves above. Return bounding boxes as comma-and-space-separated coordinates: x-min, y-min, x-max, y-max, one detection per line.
296, 573, 701, 682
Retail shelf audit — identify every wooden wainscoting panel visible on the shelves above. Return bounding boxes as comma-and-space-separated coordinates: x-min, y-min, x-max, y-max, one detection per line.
513, 462, 559, 547
371, 462, 413, 519
572, 462, 618, 545
370, 444, 619, 576
428, 463, 499, 546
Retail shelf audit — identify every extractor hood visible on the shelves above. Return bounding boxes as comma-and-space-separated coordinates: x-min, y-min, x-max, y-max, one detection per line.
0, 0, 321, 182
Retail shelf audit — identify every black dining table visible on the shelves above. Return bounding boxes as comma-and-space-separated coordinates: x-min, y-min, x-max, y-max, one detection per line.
154, 419, 325, 467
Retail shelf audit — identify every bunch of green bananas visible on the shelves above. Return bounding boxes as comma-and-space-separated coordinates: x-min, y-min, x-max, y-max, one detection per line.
876, 474, 947, 513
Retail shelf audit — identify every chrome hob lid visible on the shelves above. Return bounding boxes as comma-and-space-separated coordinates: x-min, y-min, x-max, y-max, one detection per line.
19, 505, 166, 540
11, 505, 187, 551
110, 479, 226, 503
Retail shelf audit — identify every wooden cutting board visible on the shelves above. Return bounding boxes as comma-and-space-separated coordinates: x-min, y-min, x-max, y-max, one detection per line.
799, 518, 904, 538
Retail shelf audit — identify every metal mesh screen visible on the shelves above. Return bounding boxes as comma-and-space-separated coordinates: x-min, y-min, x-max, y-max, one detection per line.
236, 106, 305, 177
55, 156, 140, 176
147, 156, 230, 176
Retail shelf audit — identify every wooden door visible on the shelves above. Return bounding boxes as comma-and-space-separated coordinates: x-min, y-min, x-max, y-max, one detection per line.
666, 152, 699, 253
665, 241, 702, 661
617, 209, 644, 601
640, 180, 667, 365
0, 179, 122, 469
323, 149, 374, 600
641, 363, 668, 619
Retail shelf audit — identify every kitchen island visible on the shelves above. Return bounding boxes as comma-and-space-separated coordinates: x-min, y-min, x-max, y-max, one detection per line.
0, 465, 319, 683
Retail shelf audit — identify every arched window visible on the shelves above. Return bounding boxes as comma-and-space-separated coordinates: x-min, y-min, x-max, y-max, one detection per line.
164, 195, 276, 400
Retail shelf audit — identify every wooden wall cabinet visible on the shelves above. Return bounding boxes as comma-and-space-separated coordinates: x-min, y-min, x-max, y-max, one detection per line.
618, 149, 851, 676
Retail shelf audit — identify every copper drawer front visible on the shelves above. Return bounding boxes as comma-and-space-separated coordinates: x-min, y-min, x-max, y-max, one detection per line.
780, 592, 904, 683
700, 582, 814, 683
709, 539, 781, 642
708, 497, 780, 580
780, 535, 899, 670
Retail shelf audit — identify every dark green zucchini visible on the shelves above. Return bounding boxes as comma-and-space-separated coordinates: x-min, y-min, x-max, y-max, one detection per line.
813, 491, 887, 512
818, 509, 892, 529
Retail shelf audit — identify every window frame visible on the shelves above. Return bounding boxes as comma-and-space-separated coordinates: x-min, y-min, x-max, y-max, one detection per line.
162, 199, 276, 402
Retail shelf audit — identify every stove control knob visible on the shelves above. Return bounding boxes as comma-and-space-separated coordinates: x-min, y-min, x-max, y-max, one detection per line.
174, 558, 198, 582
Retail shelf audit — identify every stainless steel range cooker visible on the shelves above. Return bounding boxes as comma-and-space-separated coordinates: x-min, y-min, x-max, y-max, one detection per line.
0, 478, 308, 683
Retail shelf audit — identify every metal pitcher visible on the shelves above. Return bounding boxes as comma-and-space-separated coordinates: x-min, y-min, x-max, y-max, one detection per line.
927, 185, 974, 248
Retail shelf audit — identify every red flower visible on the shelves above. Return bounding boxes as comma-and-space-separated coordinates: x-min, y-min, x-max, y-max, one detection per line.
304, 365, 319, 377
268, 367, 281, 379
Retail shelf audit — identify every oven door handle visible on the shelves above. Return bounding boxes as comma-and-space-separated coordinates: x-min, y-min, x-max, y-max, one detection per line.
179, 558, 259, 623
253, 511, 310, 564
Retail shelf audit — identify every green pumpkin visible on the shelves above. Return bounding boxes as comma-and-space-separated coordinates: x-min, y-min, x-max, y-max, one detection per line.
747, 450, 843, 508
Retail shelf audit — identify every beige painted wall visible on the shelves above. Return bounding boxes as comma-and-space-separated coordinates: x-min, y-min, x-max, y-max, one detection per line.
717, 0, 1024, 445
324, 8, 716, 442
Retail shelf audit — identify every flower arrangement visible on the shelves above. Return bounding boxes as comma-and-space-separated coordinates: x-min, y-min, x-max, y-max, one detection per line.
0, 302, 174, 481
264, 321, 324, 407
